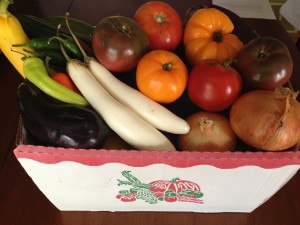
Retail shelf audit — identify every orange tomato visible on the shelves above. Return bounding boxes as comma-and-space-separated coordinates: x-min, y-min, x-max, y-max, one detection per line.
183, 7, 243, 66
136, 50, 188, 104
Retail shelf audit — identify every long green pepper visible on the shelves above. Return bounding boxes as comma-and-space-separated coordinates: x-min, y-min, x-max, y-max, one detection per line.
13, 37, 61, 50
14, 37, 83, 59
23, 56, 88, 106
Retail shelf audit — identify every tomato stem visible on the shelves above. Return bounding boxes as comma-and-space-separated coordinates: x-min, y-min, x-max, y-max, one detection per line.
155, 13, 166, 24
222, 58, 234, 68
212, 31, 223, 43
257, 49, 269, 60
115, 23, 130, 37
162, 62, 173, 71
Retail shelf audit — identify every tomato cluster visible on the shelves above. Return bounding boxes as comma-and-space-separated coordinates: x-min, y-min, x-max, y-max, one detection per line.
91, 1, 294, 152
92, 2, 245, 110
91, 1, 293, 111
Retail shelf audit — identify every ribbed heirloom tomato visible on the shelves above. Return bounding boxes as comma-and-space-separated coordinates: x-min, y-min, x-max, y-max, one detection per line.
136, 50, 188, 104
134, 1, 183, 51
183, 7, 243, 66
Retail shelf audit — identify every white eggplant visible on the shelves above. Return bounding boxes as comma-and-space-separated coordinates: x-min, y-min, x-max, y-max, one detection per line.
87, 58, 190, 134
67, 59, 176, 151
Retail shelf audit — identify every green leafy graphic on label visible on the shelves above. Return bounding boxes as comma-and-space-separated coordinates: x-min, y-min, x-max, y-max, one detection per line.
116, 170, 204, 204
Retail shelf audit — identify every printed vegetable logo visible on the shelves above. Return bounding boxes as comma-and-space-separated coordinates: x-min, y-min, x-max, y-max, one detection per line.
116, 170, 204, 204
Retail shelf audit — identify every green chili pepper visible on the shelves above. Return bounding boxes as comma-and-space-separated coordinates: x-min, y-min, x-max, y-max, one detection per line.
64, 38, 84, 59
48, 36, 83, 59
13, 37, 61, 50
22, 48, 67, 66
23, 56, 88, 106
14, 37, 83, 60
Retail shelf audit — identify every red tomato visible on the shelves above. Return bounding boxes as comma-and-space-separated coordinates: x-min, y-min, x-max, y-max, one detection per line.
133, 1, 182, 51
188, 60, 242, 112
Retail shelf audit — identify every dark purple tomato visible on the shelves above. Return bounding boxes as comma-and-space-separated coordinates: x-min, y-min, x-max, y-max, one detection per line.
92, 15, 149, 73
235, 37, 293, 90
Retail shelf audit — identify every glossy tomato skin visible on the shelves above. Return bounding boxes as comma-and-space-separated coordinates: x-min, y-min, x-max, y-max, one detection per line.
136, 50, 188, 103
188, 60, 242, 112
236, 37, 293, 90
92, 16, 149, 73
183, 8, 243, 66
133, 1, 182, 51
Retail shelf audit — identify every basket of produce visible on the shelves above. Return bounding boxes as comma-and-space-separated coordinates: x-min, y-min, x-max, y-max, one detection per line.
1, 0, 299, 212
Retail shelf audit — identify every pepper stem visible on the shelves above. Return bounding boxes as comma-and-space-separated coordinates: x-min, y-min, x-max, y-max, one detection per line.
48, 35, 72, 62
12, 43, 29, 48
22, 48, 41, 57
10, 47, 27, 59
64, 12, 89, 62
44, 57, 55, 76
0, 0, 10, 14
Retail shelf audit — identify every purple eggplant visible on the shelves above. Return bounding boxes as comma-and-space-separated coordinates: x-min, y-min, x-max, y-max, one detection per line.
17, 81, 110, 149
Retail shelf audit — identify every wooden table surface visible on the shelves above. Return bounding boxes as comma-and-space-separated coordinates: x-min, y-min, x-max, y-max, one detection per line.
1, 1, 300, 225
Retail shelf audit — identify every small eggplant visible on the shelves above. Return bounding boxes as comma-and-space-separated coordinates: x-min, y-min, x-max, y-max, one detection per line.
17, 81, 110, 149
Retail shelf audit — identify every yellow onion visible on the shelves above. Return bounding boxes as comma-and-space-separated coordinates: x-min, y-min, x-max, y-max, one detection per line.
230, 87, 300, 151
178, 111, 236, 152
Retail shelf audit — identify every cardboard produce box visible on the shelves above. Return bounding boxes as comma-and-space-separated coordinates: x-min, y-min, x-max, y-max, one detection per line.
12, 0, 300, 213
14, 138, 300, 213
14, 117, 300, 213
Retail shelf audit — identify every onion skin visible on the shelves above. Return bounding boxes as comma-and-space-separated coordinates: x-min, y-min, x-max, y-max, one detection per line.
178, 111, 236, 152
230, 89, 300, 151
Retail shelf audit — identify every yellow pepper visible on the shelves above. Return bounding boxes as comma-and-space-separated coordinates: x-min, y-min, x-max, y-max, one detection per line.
0, 0, 33, 78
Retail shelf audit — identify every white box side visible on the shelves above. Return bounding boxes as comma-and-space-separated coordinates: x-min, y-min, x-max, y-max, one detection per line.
17, 158, 300, 212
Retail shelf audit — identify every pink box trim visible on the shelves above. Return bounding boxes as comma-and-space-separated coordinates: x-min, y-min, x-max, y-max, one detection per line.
14, 144, 300, 169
